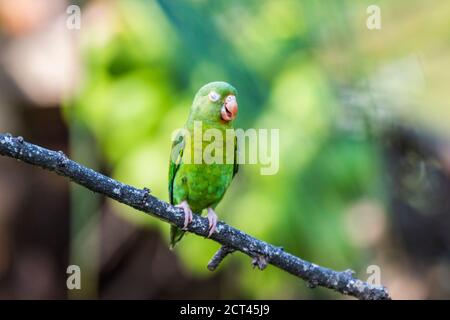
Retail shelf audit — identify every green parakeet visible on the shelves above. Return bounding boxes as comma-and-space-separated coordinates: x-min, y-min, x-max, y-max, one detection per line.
169, 81, 239, 248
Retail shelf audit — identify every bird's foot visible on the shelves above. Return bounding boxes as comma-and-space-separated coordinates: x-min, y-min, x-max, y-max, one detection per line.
176, 200, 193, 230
207, 208, 218, 238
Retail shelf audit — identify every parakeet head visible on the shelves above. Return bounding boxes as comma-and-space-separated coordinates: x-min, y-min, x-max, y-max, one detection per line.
189, 81, 238, 124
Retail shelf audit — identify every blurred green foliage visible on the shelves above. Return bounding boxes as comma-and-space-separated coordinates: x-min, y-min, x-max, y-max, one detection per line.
64, 0, 450, 298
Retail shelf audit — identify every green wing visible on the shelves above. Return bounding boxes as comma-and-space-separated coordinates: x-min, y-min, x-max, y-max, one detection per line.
168, 130, 185, 205
233, 135, 239, 178
169, 130, 186, 248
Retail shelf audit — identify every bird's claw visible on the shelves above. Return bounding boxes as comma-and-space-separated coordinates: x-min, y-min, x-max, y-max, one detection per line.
176, 200, 193, 230
207, 208, 218, 237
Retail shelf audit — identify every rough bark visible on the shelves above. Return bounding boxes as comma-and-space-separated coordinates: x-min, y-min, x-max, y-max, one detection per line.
0, 133, 391, 300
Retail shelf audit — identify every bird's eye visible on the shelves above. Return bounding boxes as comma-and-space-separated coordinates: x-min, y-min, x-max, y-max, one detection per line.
208, 91, 220, 102
226, 95, 235, 103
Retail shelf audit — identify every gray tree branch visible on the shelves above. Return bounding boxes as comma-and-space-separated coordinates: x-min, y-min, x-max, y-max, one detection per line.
0, 133, 391, 300
207, 245, 235, 271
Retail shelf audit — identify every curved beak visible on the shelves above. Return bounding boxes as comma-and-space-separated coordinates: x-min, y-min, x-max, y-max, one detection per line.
221, 95, 238, 122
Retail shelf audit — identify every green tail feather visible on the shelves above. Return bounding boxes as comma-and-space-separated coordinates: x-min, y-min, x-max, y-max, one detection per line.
170, 225, 186, 249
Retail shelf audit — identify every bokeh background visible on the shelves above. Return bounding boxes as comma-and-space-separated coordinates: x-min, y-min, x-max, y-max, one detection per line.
1, 0, 450, 299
